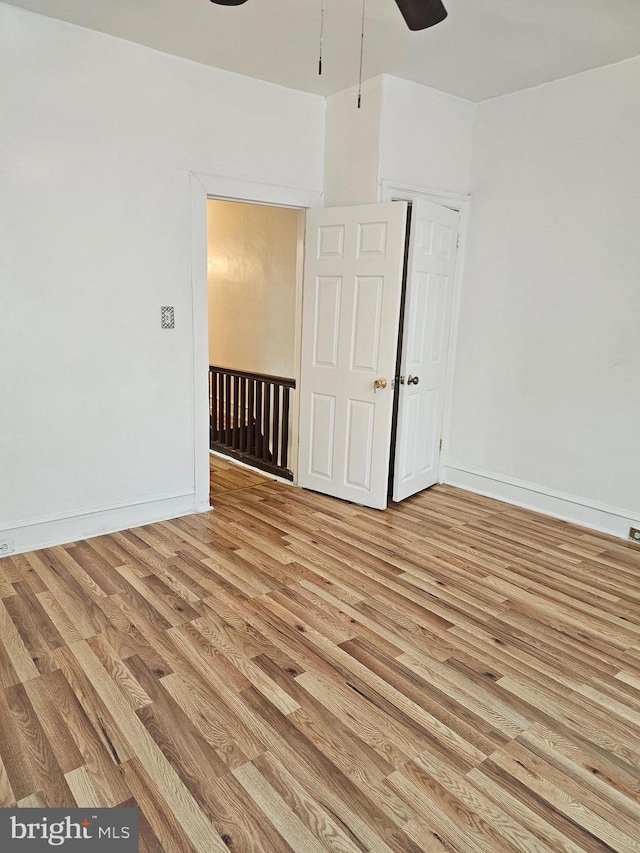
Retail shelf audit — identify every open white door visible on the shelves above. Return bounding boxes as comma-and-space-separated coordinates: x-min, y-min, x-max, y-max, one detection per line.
392, 197, 459, 502
298, 202, 407, 510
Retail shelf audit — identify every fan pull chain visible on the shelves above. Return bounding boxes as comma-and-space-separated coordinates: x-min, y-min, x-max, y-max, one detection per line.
318, 0, 325, 75
357, 0, 366, 107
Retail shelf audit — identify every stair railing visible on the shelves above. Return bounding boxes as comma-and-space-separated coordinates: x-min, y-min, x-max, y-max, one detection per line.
209, 365, 295, 480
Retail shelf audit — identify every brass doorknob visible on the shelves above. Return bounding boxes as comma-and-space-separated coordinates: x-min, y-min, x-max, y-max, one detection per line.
373, 377, 388, 391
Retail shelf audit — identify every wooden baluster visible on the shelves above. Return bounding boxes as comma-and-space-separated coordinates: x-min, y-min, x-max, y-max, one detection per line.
239, 377, 246, 453
272, 385, 281, 468
218, 372, 223, 444
219, 373, 224, 443
216, 371, 222, 443
281, 386, 290, 471
248, 378, 255, 457
263, 383, 271, 462
255, 382, 263, 458
225, 373, 232, 446
209, 369, 214, 445
232, 374, 240, 450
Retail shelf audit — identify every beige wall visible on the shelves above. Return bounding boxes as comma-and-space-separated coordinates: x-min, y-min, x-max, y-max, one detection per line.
207, 200, 301, 378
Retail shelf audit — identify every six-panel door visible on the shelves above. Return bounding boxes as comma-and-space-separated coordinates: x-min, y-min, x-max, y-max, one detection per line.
392, 196, 460, 502
298, 202, 408, 509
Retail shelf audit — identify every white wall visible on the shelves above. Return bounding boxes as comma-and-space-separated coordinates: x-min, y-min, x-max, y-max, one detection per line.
0, 3, 324, 553
378, 76, 475, 195
325, 75, 475, 205
445, 57, 640, 536
207, 200, 300, 377
324, 77, 383, 206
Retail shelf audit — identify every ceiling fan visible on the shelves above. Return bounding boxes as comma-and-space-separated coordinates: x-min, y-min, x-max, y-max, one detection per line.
208, 0, 448, 32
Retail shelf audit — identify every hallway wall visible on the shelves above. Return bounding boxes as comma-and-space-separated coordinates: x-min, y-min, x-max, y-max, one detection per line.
207, 201, 301, 378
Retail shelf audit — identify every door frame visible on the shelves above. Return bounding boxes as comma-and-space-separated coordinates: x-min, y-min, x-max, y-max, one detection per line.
380, 180, 470, 484
190, 172, 322, 511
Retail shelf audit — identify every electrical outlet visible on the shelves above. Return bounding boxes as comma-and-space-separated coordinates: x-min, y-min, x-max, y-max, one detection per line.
0, 539, 14, 556
630, 527, 640, 543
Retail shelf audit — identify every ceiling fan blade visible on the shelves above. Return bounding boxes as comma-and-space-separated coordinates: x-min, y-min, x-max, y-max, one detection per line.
394, 0, 447, 31
209, 1, 249, 6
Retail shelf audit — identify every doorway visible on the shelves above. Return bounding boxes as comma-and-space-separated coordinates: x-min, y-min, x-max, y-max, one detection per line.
191, 175, 465, 514
207, 199, 304, 492
190, 174, 322, 513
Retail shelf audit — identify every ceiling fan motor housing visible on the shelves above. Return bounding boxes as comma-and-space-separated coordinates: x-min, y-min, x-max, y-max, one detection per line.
395, 0, 448, 31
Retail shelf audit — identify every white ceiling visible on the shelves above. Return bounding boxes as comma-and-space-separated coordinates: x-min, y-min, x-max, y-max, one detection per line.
5, 0, 640, 101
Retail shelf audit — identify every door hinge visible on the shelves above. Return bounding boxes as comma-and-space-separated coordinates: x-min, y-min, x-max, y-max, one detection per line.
456, 235, 460, 249
439, 439, 443, 452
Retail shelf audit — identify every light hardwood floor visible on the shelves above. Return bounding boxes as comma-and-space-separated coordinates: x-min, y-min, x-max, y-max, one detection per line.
1, 455, 640, 851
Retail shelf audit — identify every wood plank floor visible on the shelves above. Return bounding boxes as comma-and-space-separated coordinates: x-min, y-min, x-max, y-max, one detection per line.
1, 455, 640, 851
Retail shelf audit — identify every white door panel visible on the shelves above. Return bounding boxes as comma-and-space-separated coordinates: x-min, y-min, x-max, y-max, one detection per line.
299, 202, 407, 509
393, 198, 459, 502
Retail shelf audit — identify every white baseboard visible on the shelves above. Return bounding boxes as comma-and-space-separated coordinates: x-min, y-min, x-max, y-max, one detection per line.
0, 491, 213, 558
442, 463, 639, 541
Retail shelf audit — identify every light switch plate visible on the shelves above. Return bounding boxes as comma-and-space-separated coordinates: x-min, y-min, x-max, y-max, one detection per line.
161, 306, 175, 329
